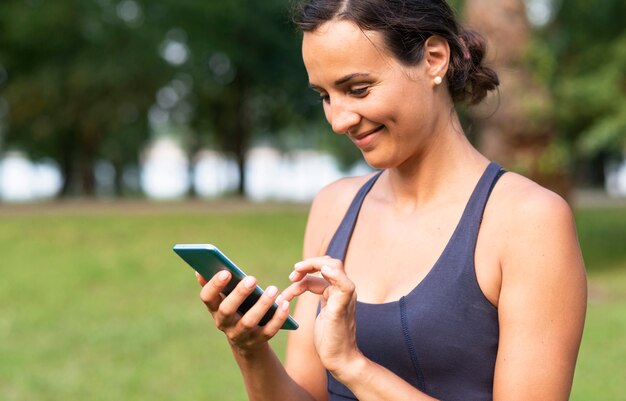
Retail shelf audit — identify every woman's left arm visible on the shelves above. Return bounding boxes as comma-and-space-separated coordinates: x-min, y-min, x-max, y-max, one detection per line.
494, 189, 587, 400
283, 257, 439, 401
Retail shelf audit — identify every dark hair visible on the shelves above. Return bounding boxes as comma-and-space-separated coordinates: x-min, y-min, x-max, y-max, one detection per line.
293, 0, 499, 105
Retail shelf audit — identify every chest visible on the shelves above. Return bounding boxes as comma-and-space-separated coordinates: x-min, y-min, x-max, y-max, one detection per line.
343, 206, 454, 302
342, 202, 501, 305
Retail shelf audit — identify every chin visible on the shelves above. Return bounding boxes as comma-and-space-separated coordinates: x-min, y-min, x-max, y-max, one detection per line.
362, 148, 418, 171
361, 152, 396, 170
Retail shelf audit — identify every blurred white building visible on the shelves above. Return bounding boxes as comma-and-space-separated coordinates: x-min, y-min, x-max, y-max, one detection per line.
606, 160, 626, 197
0, 141, 375, 202
245, 147, 350, 202
0, 152, 62, 202
193, 150, 239, 198
138, 140, 374, 202
140, 137, 190, 200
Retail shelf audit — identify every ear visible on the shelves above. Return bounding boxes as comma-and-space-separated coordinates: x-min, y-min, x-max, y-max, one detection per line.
423, 36, 450, 83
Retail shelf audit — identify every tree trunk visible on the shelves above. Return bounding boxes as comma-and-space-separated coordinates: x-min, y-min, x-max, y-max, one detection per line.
59, 153, 74, 197
463, 0, 569, 198
234, 102, 248, 197
235, 147, 246, 197
232, 79, 250, 198
78, 126, 100, 197
213, 76, 252, 198
79, 160, 96, 196
58, 131, 77, 197
113, 162, 124, 197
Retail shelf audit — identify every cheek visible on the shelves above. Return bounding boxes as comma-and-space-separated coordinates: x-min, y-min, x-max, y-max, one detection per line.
368, 85, 411, 124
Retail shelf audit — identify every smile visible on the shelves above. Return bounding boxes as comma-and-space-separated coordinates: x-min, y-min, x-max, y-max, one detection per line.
351, 125, 384, 149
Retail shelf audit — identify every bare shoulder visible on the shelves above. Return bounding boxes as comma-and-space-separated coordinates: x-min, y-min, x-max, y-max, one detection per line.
487, 169, 585, 289
303, 172, 378, 258
489, 171, 576, 244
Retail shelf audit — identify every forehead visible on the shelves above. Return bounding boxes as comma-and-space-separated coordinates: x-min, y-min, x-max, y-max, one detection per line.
302, 20, 393, 84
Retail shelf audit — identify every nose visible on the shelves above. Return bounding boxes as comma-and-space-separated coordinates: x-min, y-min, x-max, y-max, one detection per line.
327, 101, 361, 135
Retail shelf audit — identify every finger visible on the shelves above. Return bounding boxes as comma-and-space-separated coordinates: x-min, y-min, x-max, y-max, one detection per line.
196, 271, 209, 286
288, 270, 306, 282
216, 276, 257, 326
260, 297, 292, 337
236, 285, 280, 331
293, 257, 343, 274
319, 265, 357, 314
199, 270, 232, 311
320, 264, 355, 294
281, 275, 330, 301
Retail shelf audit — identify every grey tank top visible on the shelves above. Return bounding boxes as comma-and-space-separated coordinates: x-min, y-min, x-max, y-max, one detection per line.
324, 162, 505, 401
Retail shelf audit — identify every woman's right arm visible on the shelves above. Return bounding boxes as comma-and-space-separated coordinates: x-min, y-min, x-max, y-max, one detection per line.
198, 270, 318, 401
198, 177, 364, 401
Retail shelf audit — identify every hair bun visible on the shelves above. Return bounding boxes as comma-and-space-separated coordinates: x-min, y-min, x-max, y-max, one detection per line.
448, 29, 500, 104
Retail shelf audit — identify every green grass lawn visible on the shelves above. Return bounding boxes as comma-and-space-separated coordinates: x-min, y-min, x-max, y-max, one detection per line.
0, 203, 624, 400
571, 208, 626, 401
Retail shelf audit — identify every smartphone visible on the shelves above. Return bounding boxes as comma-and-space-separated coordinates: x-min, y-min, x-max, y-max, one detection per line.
173, 244, 298, 330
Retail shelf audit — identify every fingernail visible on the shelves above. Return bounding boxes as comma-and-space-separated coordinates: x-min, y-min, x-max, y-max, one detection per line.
265, 286, 278, 298
289, 271, 298, 281
276, 294, 284, 304
217, 271, 229, 281
321, 265, 331, 274
281, 300, 290, 311
243, 276, 255, 289
294, 261, 304, 269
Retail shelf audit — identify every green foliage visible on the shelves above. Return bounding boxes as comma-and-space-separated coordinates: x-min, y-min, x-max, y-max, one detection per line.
575, 207, 626, 273
0, 0, 169, 194
2, 0, 624, 196
0, 0, 323, 196
546, 0, 626, 158
448, 0, 465, 14
561, 32, 626, 156
173, 0, 322, 193
535, 140, 572, 176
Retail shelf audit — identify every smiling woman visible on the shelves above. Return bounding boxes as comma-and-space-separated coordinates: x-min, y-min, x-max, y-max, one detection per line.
192, 1, 587, 401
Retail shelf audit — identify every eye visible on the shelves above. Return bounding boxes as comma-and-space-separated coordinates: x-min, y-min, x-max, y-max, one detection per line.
349, 86, 369, 96
319, 93, 330, 104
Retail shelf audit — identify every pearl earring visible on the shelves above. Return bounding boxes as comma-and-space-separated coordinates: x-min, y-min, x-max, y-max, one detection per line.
434, 76, 443, 85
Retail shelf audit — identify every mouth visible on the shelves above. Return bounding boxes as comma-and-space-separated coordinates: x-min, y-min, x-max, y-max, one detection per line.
351, 125, 384, 149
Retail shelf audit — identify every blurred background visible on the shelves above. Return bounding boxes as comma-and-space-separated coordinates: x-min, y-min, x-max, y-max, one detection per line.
0, 0, 625, 400
0, 0, 624, 202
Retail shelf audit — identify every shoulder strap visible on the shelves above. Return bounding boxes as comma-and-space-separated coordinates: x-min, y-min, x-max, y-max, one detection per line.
326, 171, 384, 261
456, 162, 506, 252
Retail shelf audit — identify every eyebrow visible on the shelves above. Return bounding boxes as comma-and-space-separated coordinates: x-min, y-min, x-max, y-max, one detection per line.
309, 72, 372, 90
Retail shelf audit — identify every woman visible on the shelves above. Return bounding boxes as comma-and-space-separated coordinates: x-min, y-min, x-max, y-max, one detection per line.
196, 1, 587, 400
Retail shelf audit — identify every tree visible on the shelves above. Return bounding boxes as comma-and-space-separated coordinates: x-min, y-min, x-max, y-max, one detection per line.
0, 0, 322, 197
462, 0, 566, 195
0, 0, 172, 196
160, 0, 319, 196
547, 0, 626, 184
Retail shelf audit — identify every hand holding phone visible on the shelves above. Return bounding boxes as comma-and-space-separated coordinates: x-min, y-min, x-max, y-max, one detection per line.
173, 244, 299, 330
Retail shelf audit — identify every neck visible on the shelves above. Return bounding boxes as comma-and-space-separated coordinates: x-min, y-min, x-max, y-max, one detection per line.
382, 115, 488, 211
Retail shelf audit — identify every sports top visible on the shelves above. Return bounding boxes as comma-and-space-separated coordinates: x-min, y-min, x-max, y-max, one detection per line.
324, 162, 505, 401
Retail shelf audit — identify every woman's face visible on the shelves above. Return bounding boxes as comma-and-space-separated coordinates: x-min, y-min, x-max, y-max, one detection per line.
302, 20, 442, 169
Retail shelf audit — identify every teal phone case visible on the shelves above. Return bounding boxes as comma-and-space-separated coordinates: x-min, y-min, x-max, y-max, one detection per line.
173, 244, 299, 330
